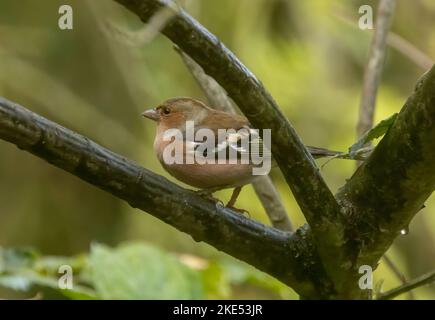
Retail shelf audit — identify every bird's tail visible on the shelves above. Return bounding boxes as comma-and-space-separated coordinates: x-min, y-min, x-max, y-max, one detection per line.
306, 145, 371, 161
306, 146, 342, 159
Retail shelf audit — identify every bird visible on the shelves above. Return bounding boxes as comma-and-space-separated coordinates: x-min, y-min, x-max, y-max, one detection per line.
142, 97, 342, 211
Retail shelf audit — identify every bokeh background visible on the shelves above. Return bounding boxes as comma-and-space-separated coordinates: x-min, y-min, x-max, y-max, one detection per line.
0, 0, 434, 299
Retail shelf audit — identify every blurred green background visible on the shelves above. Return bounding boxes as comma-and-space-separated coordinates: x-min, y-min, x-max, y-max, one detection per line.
0, 0, 434, 299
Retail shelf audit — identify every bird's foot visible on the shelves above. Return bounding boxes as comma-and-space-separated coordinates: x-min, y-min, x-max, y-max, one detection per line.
224, 186, 248, 216
226, 205, 250, 217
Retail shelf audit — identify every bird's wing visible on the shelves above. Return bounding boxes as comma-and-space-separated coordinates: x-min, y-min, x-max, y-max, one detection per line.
199, 110, 250, 132
220, 127, 271, 162
185, 111, 271, 163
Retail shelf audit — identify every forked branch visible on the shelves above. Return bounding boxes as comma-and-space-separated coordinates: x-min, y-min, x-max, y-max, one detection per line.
0, 97, 333, 298
114, 0, 347, 289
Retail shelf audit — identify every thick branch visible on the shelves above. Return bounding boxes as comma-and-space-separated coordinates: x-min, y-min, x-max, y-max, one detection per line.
337, 65, 435, 284
114, 0, 346, 287
0, 97, 334, 298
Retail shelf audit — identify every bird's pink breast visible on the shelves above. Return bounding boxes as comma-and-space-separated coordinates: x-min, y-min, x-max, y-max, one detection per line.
162, 162, 255, 189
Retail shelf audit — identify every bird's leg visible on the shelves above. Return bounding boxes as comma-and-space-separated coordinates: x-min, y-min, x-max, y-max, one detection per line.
226, 186, 249, 216
226, 186, 242, 207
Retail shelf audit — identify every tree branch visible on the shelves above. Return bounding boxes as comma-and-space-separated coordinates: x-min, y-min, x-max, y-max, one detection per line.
357, 0, 396, 138
355, 0, 410, 297
334, 9, 433, 71
175, 47, 293, 231
336, 65, 435, 293
387, 33, 433, 71
114, 0, 346, 288
382, 254, 414, 299
0, 97, 334, 299
378, 269, 435, 300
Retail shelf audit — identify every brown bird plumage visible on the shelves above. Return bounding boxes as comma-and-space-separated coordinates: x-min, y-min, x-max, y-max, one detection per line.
142, 97, 342, 209
142, 97, 261, 209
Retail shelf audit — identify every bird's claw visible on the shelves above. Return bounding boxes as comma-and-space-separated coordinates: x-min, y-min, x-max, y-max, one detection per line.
226, 205, 250, 217
195, 187, 247, 215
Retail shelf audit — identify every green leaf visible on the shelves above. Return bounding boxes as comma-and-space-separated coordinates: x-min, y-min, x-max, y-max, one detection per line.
24, 271, 97, 298
87, 242, 203, 299
60, 289, 99, 300
0, 275, 32, 291
0, 269, 98, 299
34, 255, 87, 274
0, 247, 39, 273
0, 247, 97, 300
349, 113, 398, 154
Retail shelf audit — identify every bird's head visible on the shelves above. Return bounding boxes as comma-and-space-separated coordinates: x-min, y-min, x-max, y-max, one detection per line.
141, 97, 211, 129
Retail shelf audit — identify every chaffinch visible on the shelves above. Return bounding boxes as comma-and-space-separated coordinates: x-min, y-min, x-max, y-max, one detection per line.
142, 97, 339, 210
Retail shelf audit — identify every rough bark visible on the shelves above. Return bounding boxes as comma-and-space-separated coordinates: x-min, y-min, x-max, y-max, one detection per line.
336, 67, 435, 295
340, 68, 435, 260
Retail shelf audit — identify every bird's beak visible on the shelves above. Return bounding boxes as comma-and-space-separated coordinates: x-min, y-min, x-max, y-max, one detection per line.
141, 108, 160, 121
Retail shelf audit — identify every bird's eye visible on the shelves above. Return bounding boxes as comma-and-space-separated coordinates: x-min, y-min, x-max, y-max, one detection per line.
162, 107, 171, 115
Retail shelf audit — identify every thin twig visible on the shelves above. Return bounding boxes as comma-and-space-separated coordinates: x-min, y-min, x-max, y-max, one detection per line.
175, 47, 293, 231
383, 254, 414, 299
333, 10, 433, 71
357, 0, 396, 139
102, 5, 177, 47
387, 33, 433, 70
377, 269, 435, 300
